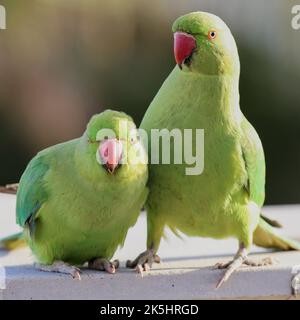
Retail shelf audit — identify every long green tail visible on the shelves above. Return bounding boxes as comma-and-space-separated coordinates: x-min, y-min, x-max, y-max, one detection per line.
0, 232, 26, 250
254, 217, 300, 250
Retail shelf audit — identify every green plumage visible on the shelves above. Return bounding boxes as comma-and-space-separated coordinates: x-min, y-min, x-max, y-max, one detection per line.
16, 110, 148, 265
141, 12, 300, 253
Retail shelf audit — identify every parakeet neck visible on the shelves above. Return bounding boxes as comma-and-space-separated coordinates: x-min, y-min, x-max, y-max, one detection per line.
176, 67, 241, 125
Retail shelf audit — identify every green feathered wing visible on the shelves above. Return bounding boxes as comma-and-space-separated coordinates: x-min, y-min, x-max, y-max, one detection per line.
241, 116, 300, 250
16, 153, 49, 236
0, 154, 49, 250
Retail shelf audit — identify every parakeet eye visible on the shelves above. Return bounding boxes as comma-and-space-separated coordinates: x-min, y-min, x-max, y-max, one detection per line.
95, 129, 116, 142
208, 30, 217, 40
129, 129, 138, 144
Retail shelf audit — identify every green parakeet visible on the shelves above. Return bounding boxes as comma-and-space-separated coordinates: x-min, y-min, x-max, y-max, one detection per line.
127, 12, 300, 286
11, 110, 148, 277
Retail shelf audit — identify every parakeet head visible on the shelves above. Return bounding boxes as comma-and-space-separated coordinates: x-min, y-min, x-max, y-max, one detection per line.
172, 12, 240, 75
81, 110, 146, 175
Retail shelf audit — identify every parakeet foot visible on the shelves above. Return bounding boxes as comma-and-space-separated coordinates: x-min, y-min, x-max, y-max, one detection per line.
88, 258, 119, 274
214, 256, 273, 270
126, 249, 161, 275
35, 261, 81, 280
215, 250, 246, 289
215, 244, 274, 288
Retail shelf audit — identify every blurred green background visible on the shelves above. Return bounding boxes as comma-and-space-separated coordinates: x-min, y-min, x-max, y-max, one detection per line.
0, 0, 299, 204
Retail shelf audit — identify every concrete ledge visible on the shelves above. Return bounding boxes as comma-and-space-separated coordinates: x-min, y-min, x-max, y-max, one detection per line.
1, 251, 300, 300
1, 194, 300, 300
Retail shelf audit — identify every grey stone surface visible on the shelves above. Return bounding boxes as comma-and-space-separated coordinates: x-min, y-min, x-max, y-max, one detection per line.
0, 193, 300, 299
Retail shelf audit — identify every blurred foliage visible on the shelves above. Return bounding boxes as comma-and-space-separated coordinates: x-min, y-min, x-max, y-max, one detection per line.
0, 0, 299, 204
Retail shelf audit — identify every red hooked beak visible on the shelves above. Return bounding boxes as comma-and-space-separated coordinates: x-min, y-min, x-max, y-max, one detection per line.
174, 32, 196, 69
99, 139, 123, 174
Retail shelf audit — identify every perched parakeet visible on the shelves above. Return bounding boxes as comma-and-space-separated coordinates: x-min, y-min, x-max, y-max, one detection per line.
127, 12, 300, 286
12, 110, 148, 277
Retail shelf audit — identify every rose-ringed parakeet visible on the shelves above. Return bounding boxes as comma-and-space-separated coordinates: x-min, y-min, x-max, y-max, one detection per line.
12, 110, 148, 278
127, 12, 300, 287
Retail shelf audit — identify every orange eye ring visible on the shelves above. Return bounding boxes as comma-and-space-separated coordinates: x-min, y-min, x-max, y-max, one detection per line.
208, 30, 217, 40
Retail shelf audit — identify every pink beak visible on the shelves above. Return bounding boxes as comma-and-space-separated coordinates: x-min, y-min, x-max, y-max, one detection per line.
99, 139, 123, 174
174, 32, 196, 68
